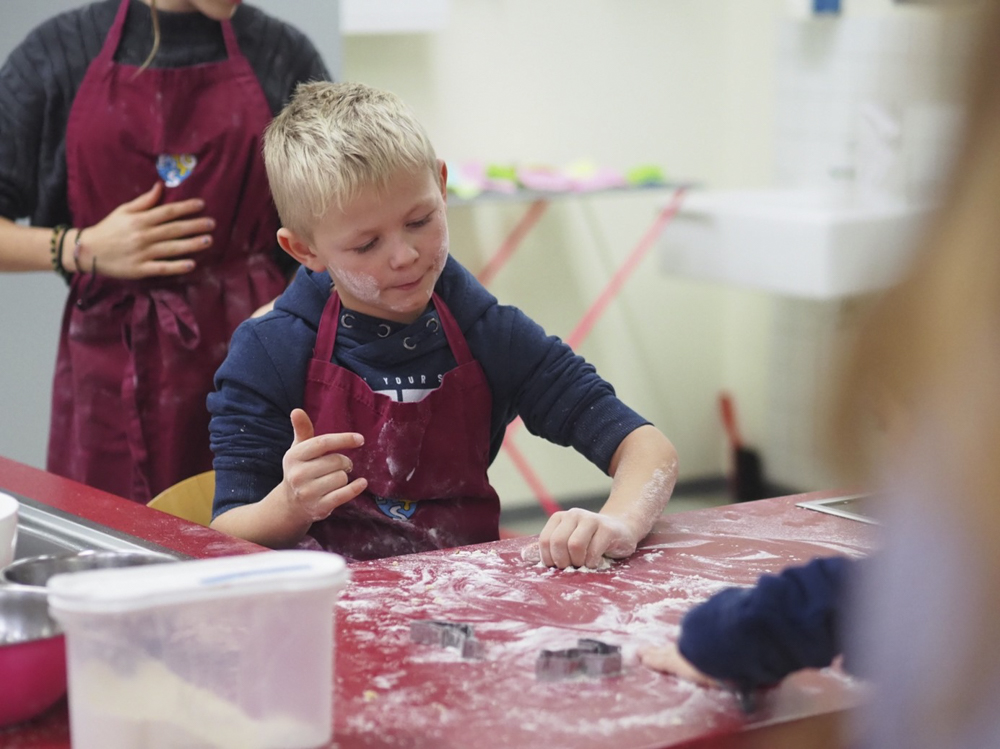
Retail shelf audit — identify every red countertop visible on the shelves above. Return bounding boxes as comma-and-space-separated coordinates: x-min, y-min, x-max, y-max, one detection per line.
0, 455, 877, 749
0, 456, 262, 560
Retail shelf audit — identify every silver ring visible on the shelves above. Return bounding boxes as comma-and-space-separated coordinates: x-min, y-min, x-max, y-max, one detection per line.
341, 313, 355, 328
425, 317, 440, 332
403, 336, 417, 350
377, 323, 392, 338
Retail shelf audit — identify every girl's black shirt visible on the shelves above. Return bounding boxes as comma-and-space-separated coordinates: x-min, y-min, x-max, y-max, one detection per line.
0, 0, 329, 226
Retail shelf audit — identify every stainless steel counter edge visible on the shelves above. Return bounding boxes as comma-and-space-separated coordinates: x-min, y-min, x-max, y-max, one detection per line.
7, 489, 188, 561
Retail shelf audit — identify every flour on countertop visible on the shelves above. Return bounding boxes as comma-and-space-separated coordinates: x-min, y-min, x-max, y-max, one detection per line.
333, 523, 869, 745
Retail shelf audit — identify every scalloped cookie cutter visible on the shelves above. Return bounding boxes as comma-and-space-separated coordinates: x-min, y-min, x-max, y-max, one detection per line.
410, 620, 484, 659
536, 638, 623, 681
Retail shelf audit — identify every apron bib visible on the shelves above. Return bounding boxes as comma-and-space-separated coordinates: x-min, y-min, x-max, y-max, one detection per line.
303, 292, 500, 560
49, 0, 286, 502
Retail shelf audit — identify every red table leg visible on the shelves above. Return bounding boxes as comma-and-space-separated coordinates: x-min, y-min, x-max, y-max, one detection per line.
476, 199, 549, 286
487, 188, 688, 516
501, 437, 563, 517
566, 187, 688, 349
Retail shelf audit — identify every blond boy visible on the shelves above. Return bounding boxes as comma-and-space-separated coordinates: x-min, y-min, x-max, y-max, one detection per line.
208, 82, 678, 567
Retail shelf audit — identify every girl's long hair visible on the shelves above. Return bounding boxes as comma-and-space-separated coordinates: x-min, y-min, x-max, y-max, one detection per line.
138, 0, 161, 73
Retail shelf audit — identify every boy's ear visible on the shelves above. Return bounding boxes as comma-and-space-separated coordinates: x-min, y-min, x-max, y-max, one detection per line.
277, 228, 326, 273
437, 159, 448, 202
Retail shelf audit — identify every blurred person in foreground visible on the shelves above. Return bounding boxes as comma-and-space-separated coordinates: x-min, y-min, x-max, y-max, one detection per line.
642, 2, 1000, 747
832, 2, 1000, 746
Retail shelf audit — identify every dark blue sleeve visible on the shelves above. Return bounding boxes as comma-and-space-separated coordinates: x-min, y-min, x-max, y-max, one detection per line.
437, 255, 650, 473
470, 304, 649, 473
207, 315, 310, 518
677, 556, 856, 688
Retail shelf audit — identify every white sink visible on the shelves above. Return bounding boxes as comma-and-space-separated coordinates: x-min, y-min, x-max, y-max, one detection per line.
659, 189, 933, 298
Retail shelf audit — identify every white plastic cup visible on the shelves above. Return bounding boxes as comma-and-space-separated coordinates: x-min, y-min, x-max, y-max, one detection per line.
49, 550, 349, 749
0, 492, 19, 569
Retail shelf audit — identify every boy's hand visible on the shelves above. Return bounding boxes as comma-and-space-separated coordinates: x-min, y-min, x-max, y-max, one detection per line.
537, 508, 637, 569
639, 642, 717, 687
280, 409, 368, 525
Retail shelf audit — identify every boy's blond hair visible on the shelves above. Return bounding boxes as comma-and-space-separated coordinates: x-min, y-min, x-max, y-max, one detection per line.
263, 81, 438, 238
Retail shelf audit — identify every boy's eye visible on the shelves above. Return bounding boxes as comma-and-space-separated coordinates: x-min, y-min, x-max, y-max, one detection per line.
353, 239, 377, 254
407, 214, 433, 229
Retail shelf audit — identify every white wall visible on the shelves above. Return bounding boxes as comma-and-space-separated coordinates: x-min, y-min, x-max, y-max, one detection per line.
762, 6, 975, 491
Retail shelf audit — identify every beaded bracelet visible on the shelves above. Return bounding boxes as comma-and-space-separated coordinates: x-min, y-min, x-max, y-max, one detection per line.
49, 225, 71, 284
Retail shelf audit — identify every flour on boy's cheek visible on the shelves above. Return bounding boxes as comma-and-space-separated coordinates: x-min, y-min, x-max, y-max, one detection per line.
430, 241, 449, 276
334, 268, 381, 305
336, 241, 449, 315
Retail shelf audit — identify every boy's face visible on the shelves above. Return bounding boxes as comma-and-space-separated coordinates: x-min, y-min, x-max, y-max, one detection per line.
280, 163, 450, 325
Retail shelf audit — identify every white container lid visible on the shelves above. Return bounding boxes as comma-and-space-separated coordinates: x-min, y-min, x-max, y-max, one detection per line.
48, 550, 349, 615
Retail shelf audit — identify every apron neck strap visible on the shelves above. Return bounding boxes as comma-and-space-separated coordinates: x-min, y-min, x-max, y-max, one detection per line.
220, 18, 242, 59
99, 0, 132, 64
431, 293, 473, 365
314, 292, 342, 361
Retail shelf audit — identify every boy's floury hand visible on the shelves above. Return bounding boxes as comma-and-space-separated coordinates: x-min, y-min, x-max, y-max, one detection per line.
537, 508, 636, 569
280, 409, 368, 524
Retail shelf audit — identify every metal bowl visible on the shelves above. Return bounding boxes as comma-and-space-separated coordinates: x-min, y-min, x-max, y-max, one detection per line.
1, 549, 177, 588
0, 586, 66, 726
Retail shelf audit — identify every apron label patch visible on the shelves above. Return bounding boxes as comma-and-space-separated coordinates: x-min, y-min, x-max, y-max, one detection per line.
156, 154, 198, 188
374, 497, 417, 521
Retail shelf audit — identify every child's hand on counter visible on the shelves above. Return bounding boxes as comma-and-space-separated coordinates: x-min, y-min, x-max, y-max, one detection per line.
639, 642, 717, 687
536, 508, 636, 569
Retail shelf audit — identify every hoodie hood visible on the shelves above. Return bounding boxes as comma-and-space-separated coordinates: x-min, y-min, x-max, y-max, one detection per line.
273, 254, 498, 332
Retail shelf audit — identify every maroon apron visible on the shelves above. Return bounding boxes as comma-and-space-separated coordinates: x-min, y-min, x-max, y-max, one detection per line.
303, 292, 501, 561
49, 0, 286, 502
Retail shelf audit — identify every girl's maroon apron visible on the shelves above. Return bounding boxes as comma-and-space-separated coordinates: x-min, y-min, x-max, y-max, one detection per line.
50, 0, 286, 502
303, 292, 500, 561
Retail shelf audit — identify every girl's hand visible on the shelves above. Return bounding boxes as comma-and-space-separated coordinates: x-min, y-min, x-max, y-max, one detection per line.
639, 642, 718, 687
279, 409, 368, 526
537, 508, 637, 569
80, 182, 215, 279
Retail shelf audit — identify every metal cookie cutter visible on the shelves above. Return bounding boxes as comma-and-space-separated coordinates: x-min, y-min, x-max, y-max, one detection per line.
535, 638, 623, 681
409, 620, 484, 659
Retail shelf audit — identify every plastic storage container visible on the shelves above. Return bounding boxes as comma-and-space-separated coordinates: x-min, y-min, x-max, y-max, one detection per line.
48, 550, 348, 749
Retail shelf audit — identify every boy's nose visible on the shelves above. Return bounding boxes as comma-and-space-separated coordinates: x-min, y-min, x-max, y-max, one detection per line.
388, 238, 419, 269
